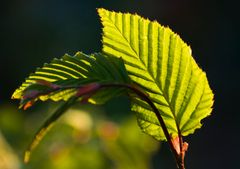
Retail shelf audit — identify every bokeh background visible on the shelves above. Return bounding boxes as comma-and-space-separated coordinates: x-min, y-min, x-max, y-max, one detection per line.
1, 0, 239, 169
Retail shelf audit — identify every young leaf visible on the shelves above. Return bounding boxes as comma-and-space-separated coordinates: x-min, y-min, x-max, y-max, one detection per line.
12, 52, 130, 107
13, 52, 130, 162
98, 8, 214, 140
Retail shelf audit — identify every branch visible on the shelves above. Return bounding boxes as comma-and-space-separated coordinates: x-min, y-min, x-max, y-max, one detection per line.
21, 81, 187, 168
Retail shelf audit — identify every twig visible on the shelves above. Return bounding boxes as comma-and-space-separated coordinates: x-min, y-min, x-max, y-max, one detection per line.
100, 83, 185, 169
23, 81, 186, 168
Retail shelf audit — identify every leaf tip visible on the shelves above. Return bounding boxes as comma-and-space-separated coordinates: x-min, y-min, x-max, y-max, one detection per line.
97, 8, 107, 16
11, 90, 20, 100
24, 150, 31, 164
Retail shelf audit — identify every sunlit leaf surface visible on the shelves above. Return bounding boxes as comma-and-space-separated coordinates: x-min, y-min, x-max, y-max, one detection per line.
98, 8, 214, 140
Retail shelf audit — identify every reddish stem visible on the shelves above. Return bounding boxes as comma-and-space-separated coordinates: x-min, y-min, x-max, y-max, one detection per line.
100, 83, 186, 169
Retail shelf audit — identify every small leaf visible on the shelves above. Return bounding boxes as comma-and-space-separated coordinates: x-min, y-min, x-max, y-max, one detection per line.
12, 52, 130, 105
98, 8, 214, 140
24, 96, 78, 163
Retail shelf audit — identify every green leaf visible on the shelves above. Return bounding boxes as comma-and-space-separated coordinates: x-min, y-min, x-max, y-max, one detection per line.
98, 8, 214, 140
12, 52, 130, 162
12, 52, 130, 106
24, 96, 78, 163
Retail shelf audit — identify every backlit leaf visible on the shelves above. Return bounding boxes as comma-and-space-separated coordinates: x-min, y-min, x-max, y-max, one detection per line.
98, 8, 214, 140
12, 52, 130, 107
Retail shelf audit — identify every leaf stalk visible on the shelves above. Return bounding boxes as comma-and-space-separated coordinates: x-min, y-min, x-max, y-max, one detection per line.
100, 83, 186, 169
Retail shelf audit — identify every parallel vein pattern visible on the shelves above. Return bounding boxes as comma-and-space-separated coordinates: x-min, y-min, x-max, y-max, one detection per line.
98, 8, 214, 140
12, 52, 130, 105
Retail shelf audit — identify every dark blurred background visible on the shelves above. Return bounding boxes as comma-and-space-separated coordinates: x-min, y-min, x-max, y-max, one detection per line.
0, 0, 239, 169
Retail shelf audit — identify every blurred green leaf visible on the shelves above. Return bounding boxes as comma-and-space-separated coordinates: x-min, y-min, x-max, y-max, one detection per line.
0, 131, 20, 169
24, 96, 78, 163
